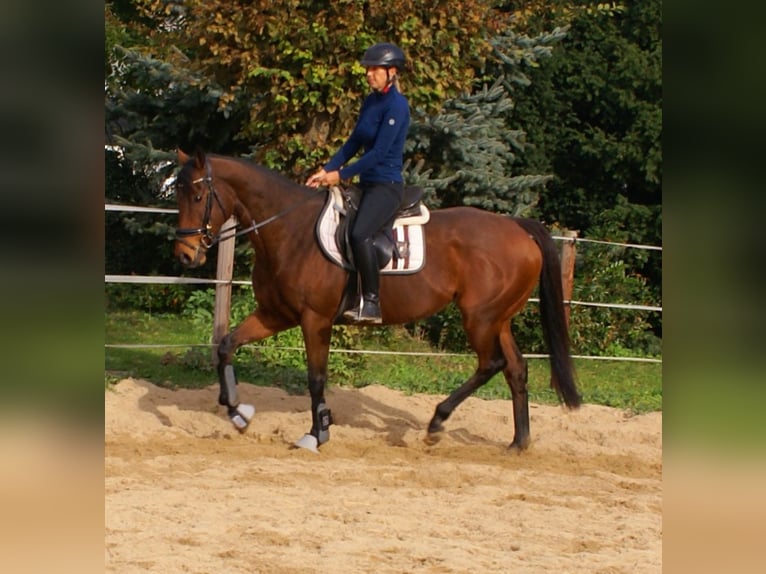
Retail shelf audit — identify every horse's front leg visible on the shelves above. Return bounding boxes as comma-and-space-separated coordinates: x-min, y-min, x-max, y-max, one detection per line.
293, 311, 334, 453
217, 309, 292, 432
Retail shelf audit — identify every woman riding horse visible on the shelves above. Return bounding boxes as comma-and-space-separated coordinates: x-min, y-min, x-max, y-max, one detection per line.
306, 42, 410, 324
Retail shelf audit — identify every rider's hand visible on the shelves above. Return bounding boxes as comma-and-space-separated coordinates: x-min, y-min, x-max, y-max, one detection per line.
306, 169, 327, 188
323, 171, 340, 186
306, 169, 340, 188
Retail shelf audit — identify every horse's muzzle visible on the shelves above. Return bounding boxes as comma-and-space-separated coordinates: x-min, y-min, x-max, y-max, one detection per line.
174, 240, 207, 268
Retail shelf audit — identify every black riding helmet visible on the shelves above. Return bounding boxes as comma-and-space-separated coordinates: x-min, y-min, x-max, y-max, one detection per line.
359, 42, 406, 71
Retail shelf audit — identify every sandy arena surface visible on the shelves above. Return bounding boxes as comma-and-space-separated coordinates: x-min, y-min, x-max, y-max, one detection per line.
105, 378, 662, 573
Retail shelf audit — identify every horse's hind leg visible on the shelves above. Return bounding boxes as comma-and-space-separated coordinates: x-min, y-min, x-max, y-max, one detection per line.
427, 320, 506, 441
217, 309, 293, 431
499, 327, 531, 451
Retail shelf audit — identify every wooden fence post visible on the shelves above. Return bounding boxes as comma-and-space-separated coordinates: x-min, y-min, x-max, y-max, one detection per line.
212, 216, 237, 365
559, 230, 578, 328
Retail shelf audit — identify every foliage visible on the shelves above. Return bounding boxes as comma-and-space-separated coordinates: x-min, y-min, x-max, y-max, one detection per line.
105, 283, 194, 314
507, 0, 662, 334
106, 1, 155, 75
511, 0, 662, 225
107, 0, 569, 188
407, 302, 468, 352
568, 243, 661, 357
181, 287, 254, 335
405, 80, 551, 215
105, 4, 132, 75
499, 0, 627, 32
109, 0, 509, 174
106, 45, 245, 176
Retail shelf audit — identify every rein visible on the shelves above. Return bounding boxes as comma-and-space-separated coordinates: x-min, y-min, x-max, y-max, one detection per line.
175, 159, 325, 250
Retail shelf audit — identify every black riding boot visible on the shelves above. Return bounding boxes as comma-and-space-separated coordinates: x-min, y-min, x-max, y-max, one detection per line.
344, 238, 381, 324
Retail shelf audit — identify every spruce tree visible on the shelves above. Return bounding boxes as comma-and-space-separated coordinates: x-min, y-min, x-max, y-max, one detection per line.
405, 80, 550, 216
403, 25, 568, 218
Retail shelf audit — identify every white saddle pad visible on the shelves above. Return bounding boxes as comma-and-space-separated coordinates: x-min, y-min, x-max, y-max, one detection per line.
315, 186, 429, 275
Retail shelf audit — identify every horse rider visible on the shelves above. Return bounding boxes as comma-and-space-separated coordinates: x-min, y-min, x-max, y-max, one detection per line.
306, 42, 410, 323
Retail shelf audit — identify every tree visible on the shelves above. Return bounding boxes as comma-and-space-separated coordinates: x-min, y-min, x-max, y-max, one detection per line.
510, 0, 661, 242
507, 0, 662, 339
405, 80, 551, 216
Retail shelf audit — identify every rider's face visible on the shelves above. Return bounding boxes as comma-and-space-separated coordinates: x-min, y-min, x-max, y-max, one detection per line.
365, 66, 392, 91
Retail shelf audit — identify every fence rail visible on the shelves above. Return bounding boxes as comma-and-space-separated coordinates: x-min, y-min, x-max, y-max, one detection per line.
104, 275, 662, 313
104, 343, 662, 364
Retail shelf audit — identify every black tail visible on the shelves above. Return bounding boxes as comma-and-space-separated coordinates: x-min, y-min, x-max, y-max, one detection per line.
515, 218, 581, 408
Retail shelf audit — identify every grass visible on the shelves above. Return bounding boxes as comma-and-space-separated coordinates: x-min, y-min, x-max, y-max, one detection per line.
105, 310, 662, 414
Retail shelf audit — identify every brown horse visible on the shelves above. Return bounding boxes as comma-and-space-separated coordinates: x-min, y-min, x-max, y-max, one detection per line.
173, 149, 580, 452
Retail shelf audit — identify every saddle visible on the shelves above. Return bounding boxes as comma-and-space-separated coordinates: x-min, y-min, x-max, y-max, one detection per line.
315, 184, 430, 274
336, 185, 427, 269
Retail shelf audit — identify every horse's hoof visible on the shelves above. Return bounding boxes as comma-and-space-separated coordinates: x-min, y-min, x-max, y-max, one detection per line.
427, 418, 445, 435
507, 438, 530, 453
423, 431, 442, 446
229, 403, 255, 432
293, 433, 320, 453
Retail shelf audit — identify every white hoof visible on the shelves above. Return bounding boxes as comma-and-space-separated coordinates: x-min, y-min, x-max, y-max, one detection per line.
230, 403, 255, 431
294, 433, 320, 453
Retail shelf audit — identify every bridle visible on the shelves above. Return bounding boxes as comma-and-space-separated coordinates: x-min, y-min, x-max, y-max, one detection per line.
174, 160, 227, 249
174, 158, 325, 251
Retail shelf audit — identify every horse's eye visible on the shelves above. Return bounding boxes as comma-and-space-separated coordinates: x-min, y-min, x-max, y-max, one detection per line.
194, 194, 202, 202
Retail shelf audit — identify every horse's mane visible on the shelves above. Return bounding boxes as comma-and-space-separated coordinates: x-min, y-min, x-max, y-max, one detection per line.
177, 151, 317, 205
218, 154, 308, 194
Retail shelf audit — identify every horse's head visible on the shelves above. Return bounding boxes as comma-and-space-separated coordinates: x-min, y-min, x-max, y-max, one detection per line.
174, 149, 231, 268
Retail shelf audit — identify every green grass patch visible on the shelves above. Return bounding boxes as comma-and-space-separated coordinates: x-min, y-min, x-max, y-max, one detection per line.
105, 311, 216, 389
105, 310, 662, 413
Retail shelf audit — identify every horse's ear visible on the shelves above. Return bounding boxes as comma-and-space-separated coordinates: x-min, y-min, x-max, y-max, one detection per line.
193, 147, 206, 169
177, 148, 190, 165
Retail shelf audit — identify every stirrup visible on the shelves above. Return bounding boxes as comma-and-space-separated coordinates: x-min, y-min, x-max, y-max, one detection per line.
342, 297, 361, 321
342, 307, 360, 321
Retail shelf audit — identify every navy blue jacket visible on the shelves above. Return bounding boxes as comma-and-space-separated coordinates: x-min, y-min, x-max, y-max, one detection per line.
324, 86, 410, 184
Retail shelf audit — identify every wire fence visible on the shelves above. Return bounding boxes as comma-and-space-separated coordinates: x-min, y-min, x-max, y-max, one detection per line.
105, 203, 662, 363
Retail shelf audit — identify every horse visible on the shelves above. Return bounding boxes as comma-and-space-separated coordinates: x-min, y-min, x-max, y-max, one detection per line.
173, 149, 581, 452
